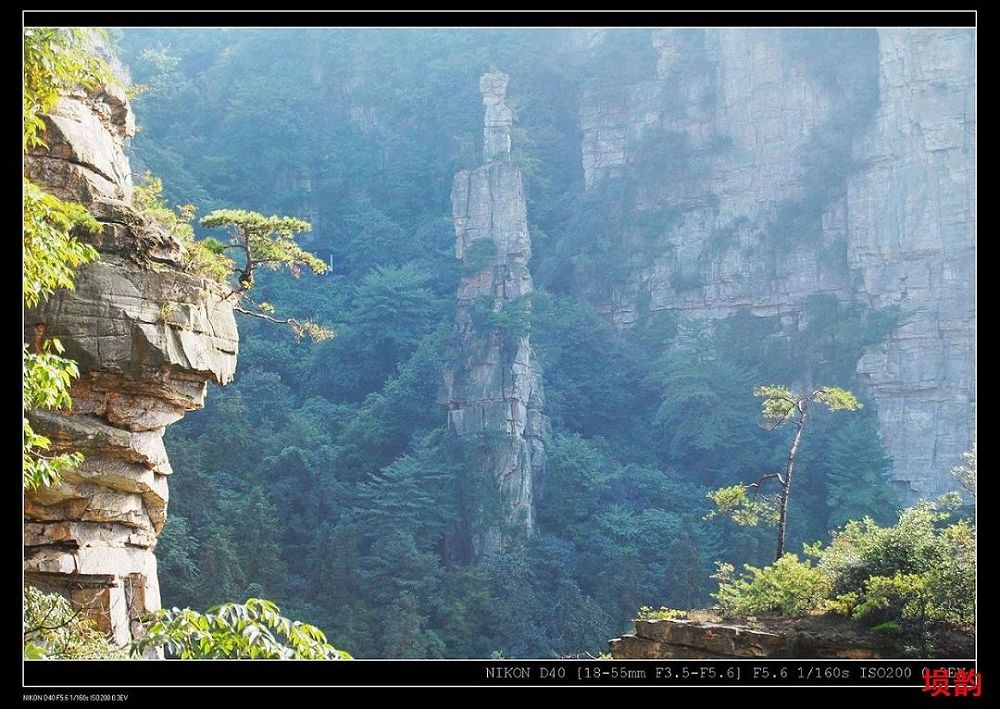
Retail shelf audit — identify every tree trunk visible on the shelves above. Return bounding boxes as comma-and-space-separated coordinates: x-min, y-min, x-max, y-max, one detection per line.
775, 405, 808, 561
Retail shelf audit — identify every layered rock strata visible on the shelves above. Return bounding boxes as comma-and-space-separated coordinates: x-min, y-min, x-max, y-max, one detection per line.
24, 78, 237, 646
609, 614, 972, 659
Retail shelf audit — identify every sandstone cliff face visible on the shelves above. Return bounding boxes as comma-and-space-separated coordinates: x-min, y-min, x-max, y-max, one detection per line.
441, 71, 547, 557
847, 29, 976, 498
580, 29, 853, 324
578, 29, 975, 500
24, 80, 237, 647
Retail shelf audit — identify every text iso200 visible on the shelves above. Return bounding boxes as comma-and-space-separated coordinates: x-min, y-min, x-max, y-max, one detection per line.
859, 666, 913, 680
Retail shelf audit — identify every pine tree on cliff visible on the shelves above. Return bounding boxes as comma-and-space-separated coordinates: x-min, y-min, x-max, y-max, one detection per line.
707, 385, 863, 561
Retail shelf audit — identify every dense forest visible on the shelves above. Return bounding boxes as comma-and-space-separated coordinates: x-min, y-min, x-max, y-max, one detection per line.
111, 29, 909, 658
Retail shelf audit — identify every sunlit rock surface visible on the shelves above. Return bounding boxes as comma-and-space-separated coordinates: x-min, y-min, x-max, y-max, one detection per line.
24, 65, 237, 647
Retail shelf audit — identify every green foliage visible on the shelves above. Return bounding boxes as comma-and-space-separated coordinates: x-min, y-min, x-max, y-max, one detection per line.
816, 499, 975, 634
812, 386, 863, 413
23, 30, 105, 493
155, 515, 201, 600
485, 295, 533, 341
134, 598, 351, 659
651, 337, 766, 484
755, 385, 798, 427
820, 414, 897, 528
23, 28, 109, 151
462, 238, 498, 275
709, 384, 863, 523
291, 320, 336, 343
709, 493, 975, 653
705, 484, 779, 527
199, 208, 332, 341
133, 173, 234, 281
200, 209, 325, 284
23, 179, 99, 310
872, 620, 904, 636
709, 384, 865, 560
637, 606, 688, 620
531, 294, 652, 441
351, 264, 444, 361
22, 341, 84, 490
306, 269, 445, 401
23, 586, 124, 659
711, 554, 830, 618
22, 346, 78, 412
470, 294, 533, 343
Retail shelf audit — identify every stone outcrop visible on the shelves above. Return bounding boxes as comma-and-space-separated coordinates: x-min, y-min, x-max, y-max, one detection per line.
847, 30, 976, 498
578, 29, 975, 500
441, 70, 547, 557
24, 73, 237, 646
481, 70, 514, 164
609, 614, 973, 659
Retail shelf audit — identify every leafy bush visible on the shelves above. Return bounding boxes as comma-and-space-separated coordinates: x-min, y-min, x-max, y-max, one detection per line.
23, 174, 99, 491
817, 498, 975, 633
705, 484, 779, 527
711, 554, 830, 617
133, 598, 352, 659
23, 586, 124, 659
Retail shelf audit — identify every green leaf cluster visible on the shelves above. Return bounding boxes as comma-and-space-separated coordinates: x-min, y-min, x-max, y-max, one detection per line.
485, 294, 532, 341
200, 209, 326, 283
200, 208, 332, 341
23, 27, 109, 151
133, 598, 352, 659
23, 586, 124, 659
23, 29, 104, 492
23, 179, 99, 310
711, 554, 830, 617
22, 341, 84, 490
817, 499, 975, 633
705, 484, 780, 527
